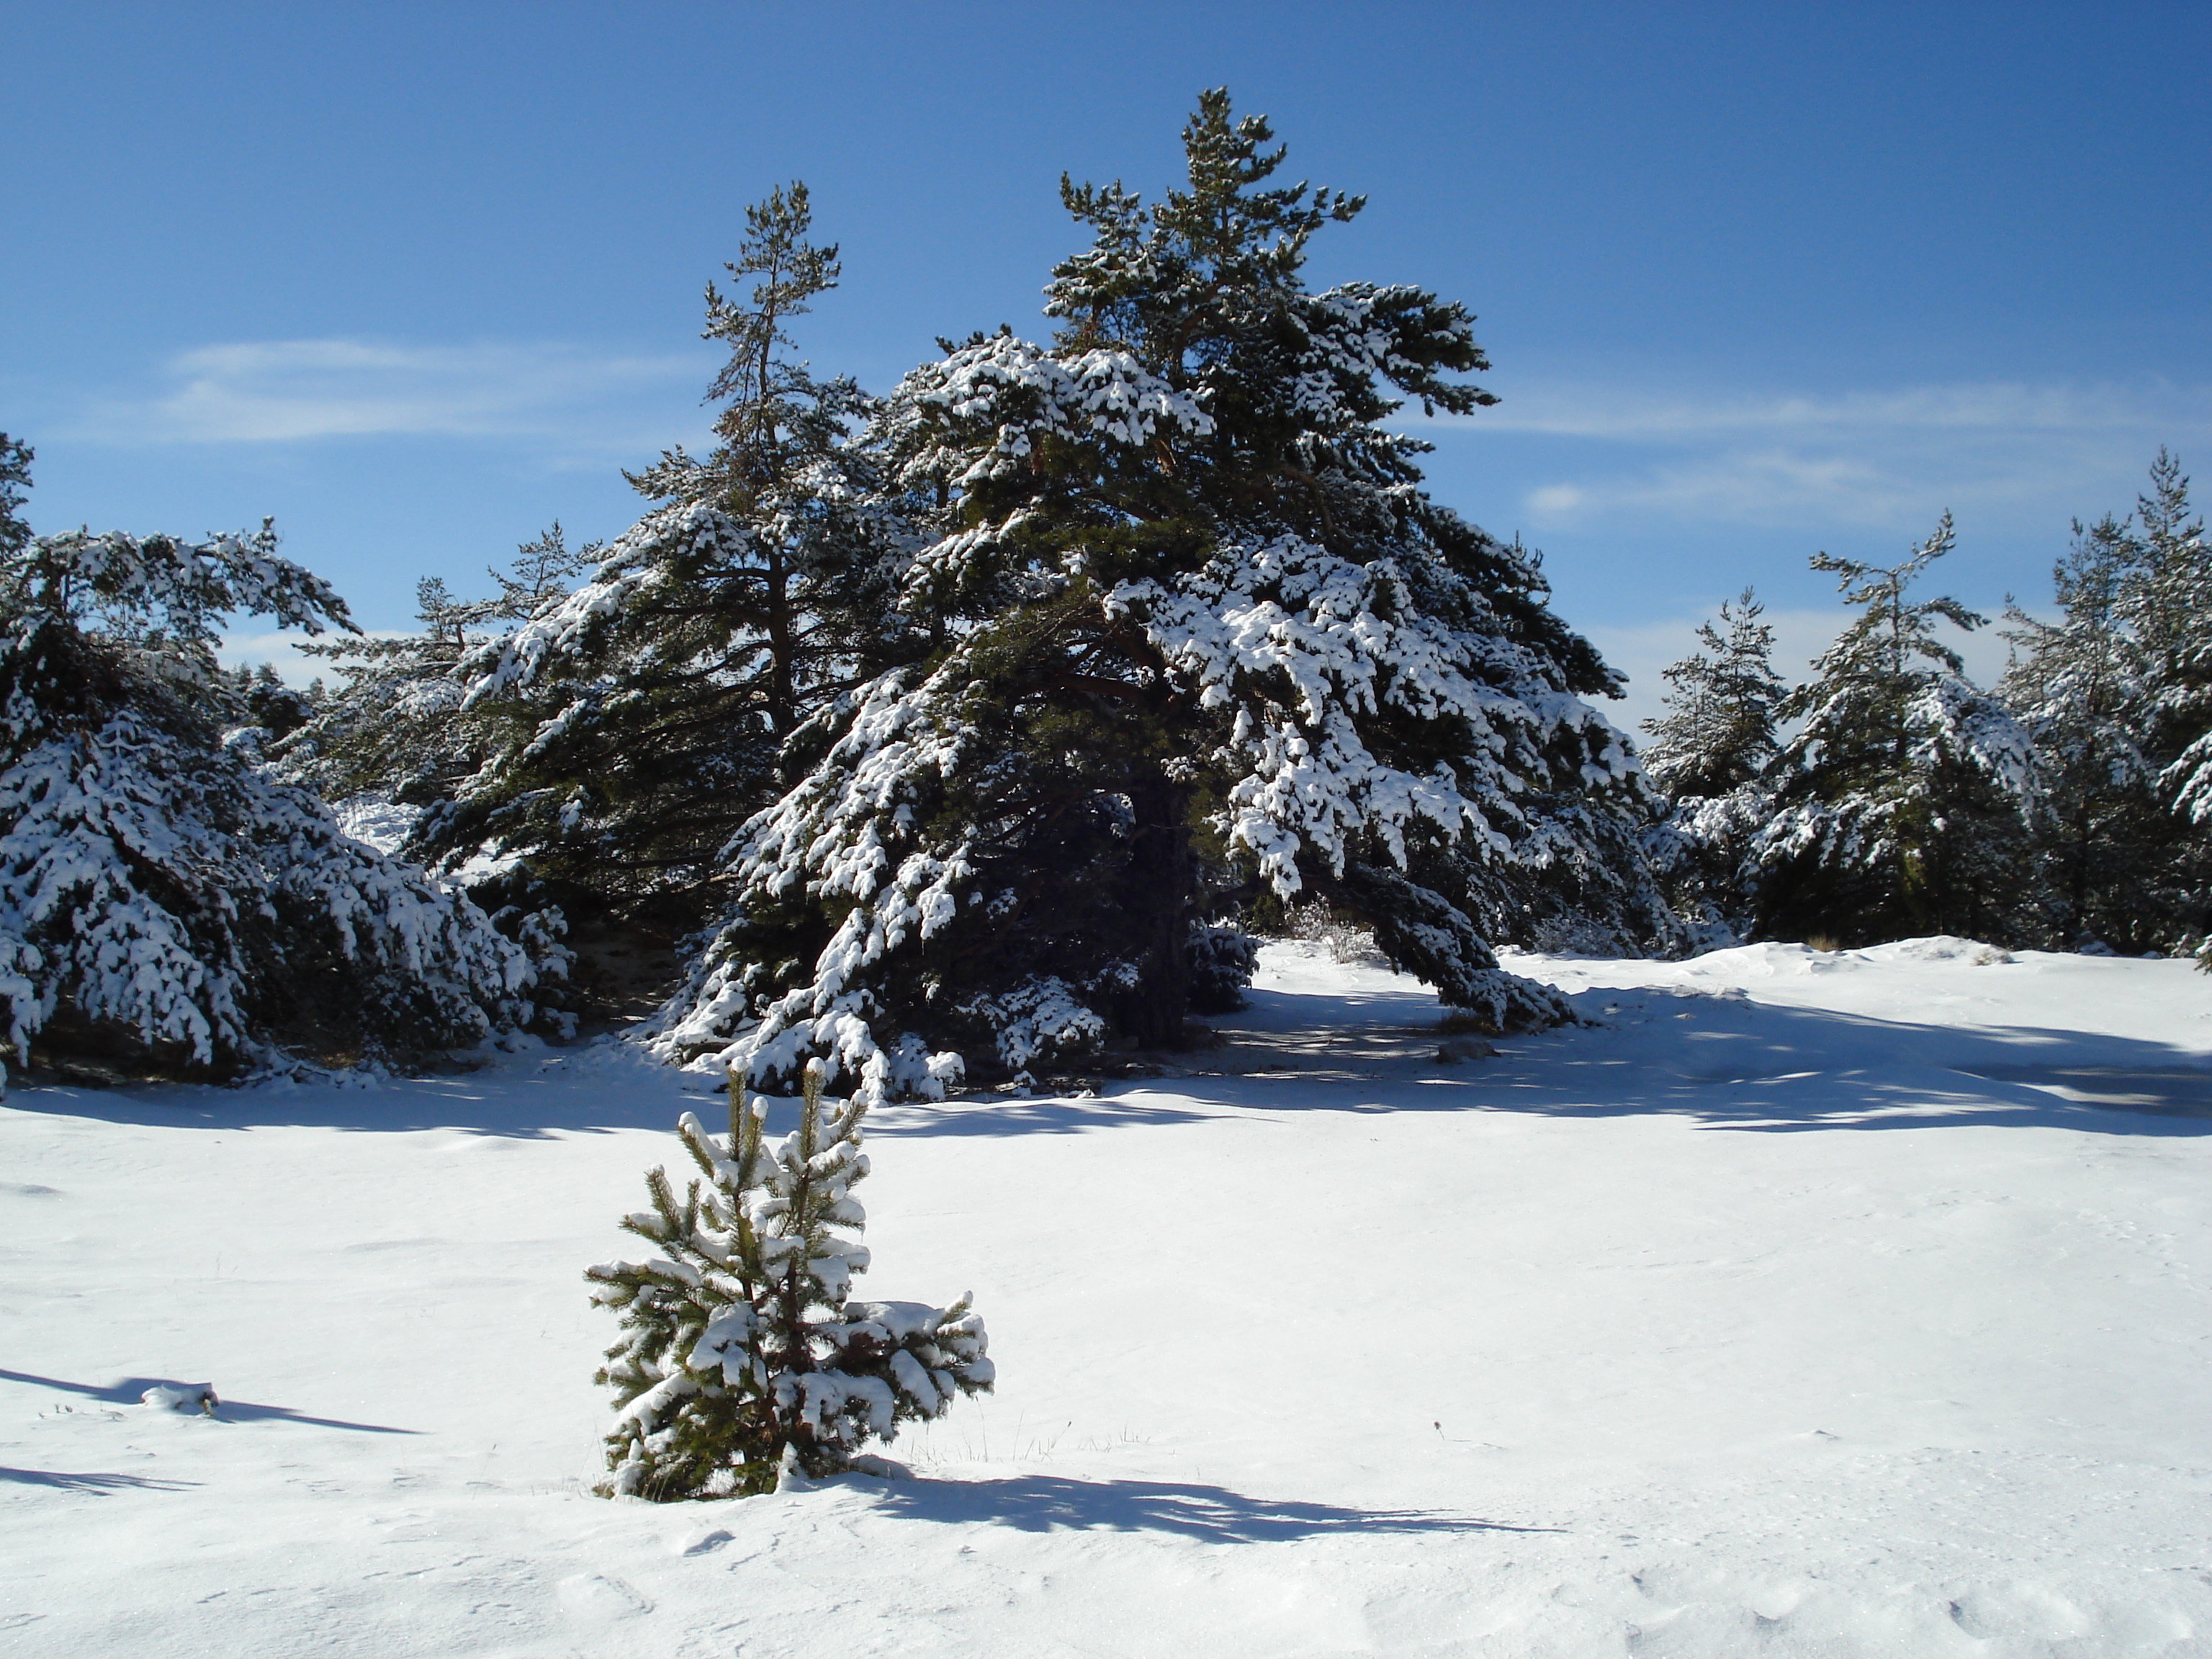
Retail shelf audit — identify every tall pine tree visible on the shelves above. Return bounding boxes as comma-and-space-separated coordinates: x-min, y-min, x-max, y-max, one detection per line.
457, 186, 909, 923
2000, 509, 2163, 948
1640, 589, 1786, 943
2127, 452, 2212, 940
2004, 451, 2212, 951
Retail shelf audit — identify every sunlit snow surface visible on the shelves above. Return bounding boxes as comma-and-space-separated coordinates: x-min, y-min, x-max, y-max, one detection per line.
4, 941, 2209, 1656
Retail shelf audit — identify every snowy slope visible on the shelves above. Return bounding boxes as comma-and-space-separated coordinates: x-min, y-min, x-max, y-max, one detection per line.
3, 941, 2208, 1658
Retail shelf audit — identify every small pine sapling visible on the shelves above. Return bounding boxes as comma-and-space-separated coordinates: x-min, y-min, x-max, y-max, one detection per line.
586, 1061, 992, 1499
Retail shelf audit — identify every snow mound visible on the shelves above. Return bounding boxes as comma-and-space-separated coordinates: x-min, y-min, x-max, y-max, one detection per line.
1672, 941, 1824, 979
1854, 935, 2014, 966
1674, 936, 2015, 985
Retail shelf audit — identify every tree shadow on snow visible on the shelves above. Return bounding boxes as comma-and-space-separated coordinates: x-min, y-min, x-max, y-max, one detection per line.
6, 989, 2208, 1143
1462, 999, 2212, 1138
0, 1465, 200, 1493
868, 1092, 1215, 1137
0, 1368, 421, 1434
0, 1052, 693, 1138
0, 1060, 1222, 1141
878, 995, 2212, 1141
857, 1472, 1556, 1542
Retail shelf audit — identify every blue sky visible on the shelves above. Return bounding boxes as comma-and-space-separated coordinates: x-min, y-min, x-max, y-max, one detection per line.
6, 1, 2208, 727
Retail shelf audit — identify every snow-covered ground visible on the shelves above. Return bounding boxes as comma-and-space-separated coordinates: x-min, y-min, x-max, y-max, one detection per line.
4, 940, 2209, 1658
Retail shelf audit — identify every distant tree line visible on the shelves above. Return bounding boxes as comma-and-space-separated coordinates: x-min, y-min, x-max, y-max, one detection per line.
1640, 454, 2212, 961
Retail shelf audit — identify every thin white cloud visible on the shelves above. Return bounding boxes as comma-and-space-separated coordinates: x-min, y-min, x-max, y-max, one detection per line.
1449, 379, 2208, 441
1417, 377, 2212, 536
1562, 448, 1915, 528
74, 338, 704, 448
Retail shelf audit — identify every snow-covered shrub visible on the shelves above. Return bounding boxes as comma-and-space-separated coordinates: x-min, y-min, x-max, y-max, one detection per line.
1186, 922, 1258, 1014
1275, 899, 1385, 965
956, 975, 1108, 1077
0, 441, 537, 1087
586, 1062, 992, 1499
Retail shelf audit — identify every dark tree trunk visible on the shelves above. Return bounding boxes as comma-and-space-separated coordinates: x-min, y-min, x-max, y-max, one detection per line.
1116, 774, 1192, 1047
765, 544, 794, 739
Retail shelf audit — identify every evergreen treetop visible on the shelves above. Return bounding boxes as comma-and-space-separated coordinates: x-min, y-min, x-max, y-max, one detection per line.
0, 435, 31, 565
1640, 588, 1785, 799
1780, 514, 1987, 778
449, 185, 907, 920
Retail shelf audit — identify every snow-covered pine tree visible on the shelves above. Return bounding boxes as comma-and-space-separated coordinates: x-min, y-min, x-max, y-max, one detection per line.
1755, 515, 2036, 945
2000, 508, 2166, 949
2127, 451, 2212, 765
454, 185, 909, 922
649, 91, 1655, 1097
1640, 589, 1786, 799
1639, 589, 1788, 943
0, 440, 539, 1085
2115, 452, 2212, 949
288, 577, 484, 817
586, 1060, 992, 1499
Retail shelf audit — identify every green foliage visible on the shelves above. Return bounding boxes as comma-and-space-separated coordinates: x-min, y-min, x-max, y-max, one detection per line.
1642, 588, 1784, 800
279, 529, 591, 817
1755, 516, 2034, 945
586, 1064, 992, 1500
2006, 451, 2212, 948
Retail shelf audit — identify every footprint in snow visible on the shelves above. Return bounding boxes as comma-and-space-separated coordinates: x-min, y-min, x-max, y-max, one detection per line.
557, 1573, 652, 1618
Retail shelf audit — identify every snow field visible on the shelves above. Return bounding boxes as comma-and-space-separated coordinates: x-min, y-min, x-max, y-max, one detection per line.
3, 942, 2209, 1657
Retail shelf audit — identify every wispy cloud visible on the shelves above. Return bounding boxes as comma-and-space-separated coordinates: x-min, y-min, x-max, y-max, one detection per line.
1458, 380, 2198, 441
1428, 377, 2212, 534
73, 338, 704, 451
